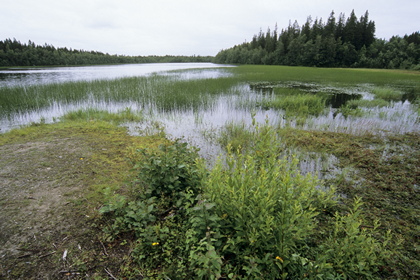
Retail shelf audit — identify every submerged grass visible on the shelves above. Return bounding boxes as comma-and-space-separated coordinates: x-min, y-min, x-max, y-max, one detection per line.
0, 74, 240, 118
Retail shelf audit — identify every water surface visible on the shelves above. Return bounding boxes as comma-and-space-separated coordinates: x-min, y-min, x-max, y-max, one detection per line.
0, 63, 230, 88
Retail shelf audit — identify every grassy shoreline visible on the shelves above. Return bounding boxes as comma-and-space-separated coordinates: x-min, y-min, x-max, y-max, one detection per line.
1, 65, 419, 278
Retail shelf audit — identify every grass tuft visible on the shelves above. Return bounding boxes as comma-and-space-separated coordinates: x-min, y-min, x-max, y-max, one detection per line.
371, 87, 403, 101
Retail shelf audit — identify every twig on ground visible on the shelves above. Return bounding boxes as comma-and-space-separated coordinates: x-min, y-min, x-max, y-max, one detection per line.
104, 268, 118, 280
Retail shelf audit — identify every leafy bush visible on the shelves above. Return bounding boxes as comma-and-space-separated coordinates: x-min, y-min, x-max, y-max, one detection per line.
133, 140, 202, 203
196, 123, 335, 279
99, 140, 205, 277
319, 197, 392, 279
100, 122, 393, 279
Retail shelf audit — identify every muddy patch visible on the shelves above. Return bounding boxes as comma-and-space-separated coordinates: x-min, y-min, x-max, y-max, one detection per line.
0, 137, 95, 278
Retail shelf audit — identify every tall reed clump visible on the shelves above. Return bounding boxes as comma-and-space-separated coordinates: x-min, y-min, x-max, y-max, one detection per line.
0, 74, 240, 118
261, 93, 326, 117
61, 107, 143, 123
371, 87, 403, 102
99, 119, 393, 279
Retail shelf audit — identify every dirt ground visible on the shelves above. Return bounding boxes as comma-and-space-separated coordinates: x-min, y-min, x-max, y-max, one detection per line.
0, 135, 112, 279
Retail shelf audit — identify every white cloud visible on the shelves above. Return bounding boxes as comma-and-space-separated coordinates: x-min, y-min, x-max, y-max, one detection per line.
1, 0, 419, 56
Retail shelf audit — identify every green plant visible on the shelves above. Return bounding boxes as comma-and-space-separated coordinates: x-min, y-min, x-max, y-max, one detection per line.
337, 105, 365, 118
218, 121, 255, 151
185, 199, 223, 280
200, 122, 336, 279
133, 140, 202, 204
99, 139, 206, 278
371, 87, 403, 101
318, 197, 393, 279
346, 98, 389, 108
261, 94, 326, 117
62, 107, 143, 123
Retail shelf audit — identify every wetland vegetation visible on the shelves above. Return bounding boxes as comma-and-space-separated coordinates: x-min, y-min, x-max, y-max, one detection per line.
0, 64, 419, 279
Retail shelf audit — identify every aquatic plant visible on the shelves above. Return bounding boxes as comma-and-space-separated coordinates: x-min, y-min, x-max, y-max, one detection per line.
371, 87, 403, 101
261, 94, 326, 117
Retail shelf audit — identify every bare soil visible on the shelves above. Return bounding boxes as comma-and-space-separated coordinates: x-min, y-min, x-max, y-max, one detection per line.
0, 132, 126, 279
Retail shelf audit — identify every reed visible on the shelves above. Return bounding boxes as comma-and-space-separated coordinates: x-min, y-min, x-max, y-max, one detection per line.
0, 74, 240, 117
261, 94, 326, 116
61, 107, 143, 123
346, 98, 389, 108
371, 87, 403, 101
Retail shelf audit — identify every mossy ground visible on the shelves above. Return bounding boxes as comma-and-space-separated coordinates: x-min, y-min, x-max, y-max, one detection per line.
279, 128, 420, 278
0, 119, 166, 279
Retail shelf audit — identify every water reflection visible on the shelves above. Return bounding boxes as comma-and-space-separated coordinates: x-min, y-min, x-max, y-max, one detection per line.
0, 63, 232, 88
326, 93, 361, 108
1, 65, 418, 140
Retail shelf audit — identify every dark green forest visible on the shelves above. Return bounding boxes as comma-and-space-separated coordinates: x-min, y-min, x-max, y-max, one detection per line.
215, 10, 420, 70
0, 39, 212, 67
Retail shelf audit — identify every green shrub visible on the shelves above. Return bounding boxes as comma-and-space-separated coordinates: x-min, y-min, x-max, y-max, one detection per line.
100, 122, 394, 279
318, 197, 392, 279
133, 140, 203, 204
198, 123, 335, 279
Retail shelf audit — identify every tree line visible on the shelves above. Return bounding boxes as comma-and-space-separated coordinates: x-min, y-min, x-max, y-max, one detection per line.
215, 10, 420, 70
0, 39, 212, 67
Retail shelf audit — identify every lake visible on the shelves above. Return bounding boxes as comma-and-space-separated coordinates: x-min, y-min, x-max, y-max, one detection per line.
1, 63, 418, 175
0, 63, 231, 88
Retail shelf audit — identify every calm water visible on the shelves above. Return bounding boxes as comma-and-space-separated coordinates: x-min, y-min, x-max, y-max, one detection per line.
1, 63, 418, 177
0, 63, 418, 139
0, 63, 231, 88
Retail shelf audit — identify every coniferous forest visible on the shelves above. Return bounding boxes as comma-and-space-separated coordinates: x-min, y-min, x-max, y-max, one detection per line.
0, 39, 212, 67
215, 10, 420, 70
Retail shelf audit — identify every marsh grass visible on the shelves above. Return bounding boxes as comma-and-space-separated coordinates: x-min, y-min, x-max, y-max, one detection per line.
217, 121, 255, 151
261, 94, 326, 117
61, 107, 144, 123
0, 74, 240, 118
230, 65, 420, 86
346, 98, 389, 108
371, 87, 403, 101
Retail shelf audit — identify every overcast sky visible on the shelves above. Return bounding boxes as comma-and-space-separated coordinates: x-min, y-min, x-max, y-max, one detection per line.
1, 0, 419, 56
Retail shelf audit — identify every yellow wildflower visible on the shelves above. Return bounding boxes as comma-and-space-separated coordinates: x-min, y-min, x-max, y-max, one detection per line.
275, 256, 284, 263
152, 242, 159, 246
